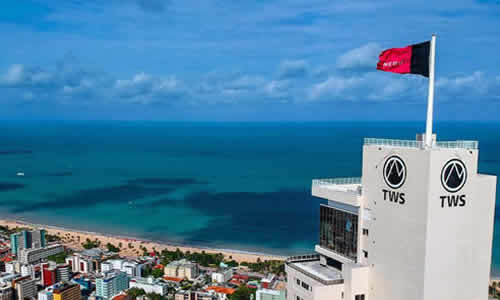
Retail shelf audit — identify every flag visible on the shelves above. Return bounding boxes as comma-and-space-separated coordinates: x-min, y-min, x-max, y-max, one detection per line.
376, 41, 430, 77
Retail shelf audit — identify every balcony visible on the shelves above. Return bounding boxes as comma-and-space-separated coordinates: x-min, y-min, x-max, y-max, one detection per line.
312, 177, 362, 206
286, 254, 344, 285
364, 138, 478, 150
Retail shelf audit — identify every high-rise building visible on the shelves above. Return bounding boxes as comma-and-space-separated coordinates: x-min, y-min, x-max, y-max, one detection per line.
19, 245, 64, 265
42, 264, 57, 287
285, 135, 496, 300
52, 283, 81, 300
95, 271, 129, 300
10, 230, 46, 256
13, 276, 37, 300
0, 285, 13, 300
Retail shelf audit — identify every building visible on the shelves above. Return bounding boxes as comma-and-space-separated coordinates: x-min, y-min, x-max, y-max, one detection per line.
260, 274, 275, 289
256, 289, 285, 300
52, 283, 81, 300
100, 260, 143, 277
128, 277, 169, 296
204, 287, 235, 300
10, 230, 46, 256
66, 249, 117, 275
42, 264, 57, 287
0, 285, 13, 300
19, 245, 64, 265
38, 289, 53, 300
175, 291, 216, 300
13, 276, 37, 300
164, 259, 198, 280
211, 268, 233, 284
285, 135, 497, 300
95, 271, 129, 300
20, 265, 34, 278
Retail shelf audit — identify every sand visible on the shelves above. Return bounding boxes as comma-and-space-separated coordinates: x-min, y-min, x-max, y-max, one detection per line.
0, 219, 284, 263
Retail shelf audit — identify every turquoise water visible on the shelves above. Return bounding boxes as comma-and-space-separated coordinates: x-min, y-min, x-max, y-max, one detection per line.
0, 121, 499, 273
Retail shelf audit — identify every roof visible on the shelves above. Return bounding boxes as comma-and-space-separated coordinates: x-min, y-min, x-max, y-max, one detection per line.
163, 276, 183, 282
205, 287, 235, 295
112, 294, 128, 300
153, 264, 164, 269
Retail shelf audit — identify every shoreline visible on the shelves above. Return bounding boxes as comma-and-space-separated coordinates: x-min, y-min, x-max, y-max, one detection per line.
0, 218, 285, 263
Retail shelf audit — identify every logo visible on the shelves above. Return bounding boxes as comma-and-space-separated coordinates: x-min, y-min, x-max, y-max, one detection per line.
383, 155, 406, 189
441, 159, 467, 193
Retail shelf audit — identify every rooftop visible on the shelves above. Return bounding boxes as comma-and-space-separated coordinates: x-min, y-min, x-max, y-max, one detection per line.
312, 178, 362, 194
364, 138, 478, 150
286, 254, 343, 285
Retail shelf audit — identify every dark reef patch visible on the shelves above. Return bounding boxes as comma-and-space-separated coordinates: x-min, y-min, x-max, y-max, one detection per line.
0, 182, 26, 192
0, 150, 33, 155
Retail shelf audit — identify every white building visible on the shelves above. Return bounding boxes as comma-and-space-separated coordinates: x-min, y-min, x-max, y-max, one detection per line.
95, 271, 129, 300
19, 244, 64, 265
286, 135, 496, 300
129, 277, 169, 296
256, 289, 285, 300
14, 277, 37, 300
38, 289, 53, 300
101, 259, 143, 277
211, 268, 233, 283
21, 264, 35, 278
164, 259, 199, 280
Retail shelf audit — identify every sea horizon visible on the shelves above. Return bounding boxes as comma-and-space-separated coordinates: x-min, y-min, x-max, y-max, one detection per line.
1, 121, 499, 274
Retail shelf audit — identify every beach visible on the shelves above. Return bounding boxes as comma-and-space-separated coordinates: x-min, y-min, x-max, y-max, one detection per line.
0, 219, 285, 263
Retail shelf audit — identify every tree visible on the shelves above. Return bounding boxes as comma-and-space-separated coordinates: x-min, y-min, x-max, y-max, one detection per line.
127, 287, 146, 298
106, 243, 120, 253
151, 268, 164, 278
230, 285, 255, 300
82, 238, 99, 249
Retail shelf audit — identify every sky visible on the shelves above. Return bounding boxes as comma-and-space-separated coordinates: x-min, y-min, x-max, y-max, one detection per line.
0, 0, 500, 121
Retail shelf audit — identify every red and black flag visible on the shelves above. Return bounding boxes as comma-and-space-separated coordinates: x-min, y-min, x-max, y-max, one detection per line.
376, 41, 430, 77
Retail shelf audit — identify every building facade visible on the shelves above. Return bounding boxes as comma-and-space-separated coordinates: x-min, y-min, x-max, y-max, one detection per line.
52, 283, 81, 300
14, 276, 37, 300
0, 285, 13, 300
128, 277, 169, 296
286, 136, 496, 300
96, 271, 129, 300
10, 230, 46, 256
256, 289, 285, 300
211, 268, 233, 283
19, 245, 64, 265
164, 259, 199, 280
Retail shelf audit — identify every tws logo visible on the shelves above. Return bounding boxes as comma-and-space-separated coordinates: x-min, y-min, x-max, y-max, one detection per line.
440, 159, 468, 208
382, 155, 406, 205
383, 156, 406, 189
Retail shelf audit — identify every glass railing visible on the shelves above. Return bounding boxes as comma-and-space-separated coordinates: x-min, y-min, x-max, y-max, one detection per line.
312, 177, 362, 186
364, 138, 478, 150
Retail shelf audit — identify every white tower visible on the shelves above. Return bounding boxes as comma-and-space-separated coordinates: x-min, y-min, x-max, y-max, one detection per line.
286, 136, 496, 300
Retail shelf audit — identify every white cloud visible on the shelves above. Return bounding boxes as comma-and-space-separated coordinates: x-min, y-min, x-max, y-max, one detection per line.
264, 80, 289, 98
336, 43, 381, 71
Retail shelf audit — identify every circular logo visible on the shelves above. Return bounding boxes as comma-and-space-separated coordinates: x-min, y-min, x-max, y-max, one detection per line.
383, 155, 406, 189
441, 159, 467, 193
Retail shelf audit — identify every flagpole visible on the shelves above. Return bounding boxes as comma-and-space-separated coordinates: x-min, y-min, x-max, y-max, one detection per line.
425, 34, 436, 147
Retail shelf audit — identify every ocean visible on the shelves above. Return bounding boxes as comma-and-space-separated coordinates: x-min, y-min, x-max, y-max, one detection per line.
0, 121, 499, 273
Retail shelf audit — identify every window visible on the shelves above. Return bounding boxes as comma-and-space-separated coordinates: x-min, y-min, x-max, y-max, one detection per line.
296, 296, 303, 300
320, 204, 358, 261
301, 281, 309, 290
362, 228, 369, 236
296, 279, 300, 286
363, 250, 368, 258
355, 295, 365, 300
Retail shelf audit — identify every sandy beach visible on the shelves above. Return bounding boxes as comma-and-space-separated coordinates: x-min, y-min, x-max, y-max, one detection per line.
0, 219, 285, 263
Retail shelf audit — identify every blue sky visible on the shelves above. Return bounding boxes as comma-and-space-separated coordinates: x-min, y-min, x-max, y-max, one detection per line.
1, 0, 500, 121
